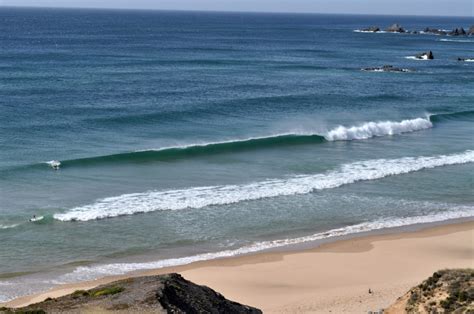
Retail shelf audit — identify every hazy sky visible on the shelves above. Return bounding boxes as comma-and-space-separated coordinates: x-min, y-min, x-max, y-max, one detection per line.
1, 0, 473, 17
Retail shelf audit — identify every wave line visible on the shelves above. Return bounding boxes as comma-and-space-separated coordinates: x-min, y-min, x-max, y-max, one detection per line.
54, 150, 474, 221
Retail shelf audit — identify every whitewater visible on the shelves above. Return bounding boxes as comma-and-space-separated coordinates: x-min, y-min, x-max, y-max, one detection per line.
54, 150, 474, 221
52, 208, 474, 283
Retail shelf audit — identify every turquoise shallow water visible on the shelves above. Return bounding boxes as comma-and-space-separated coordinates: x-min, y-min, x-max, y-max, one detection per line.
0, 8, 473, 301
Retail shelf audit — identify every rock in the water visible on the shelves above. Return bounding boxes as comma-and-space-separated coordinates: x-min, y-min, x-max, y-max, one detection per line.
468, 25, 474, 35
415, 50, 434, 60
449, 27, 466, 36
362, 26, 380, 32
386, 23, 405, 33
2, 273, 262, 314
361, 65, 412, 73
423, 27, 447, 36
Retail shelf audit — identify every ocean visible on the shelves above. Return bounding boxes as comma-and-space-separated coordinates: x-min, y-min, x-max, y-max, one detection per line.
0, 7, 473, 302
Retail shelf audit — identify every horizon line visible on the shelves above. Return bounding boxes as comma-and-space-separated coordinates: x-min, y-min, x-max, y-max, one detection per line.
0, 5, 472, 18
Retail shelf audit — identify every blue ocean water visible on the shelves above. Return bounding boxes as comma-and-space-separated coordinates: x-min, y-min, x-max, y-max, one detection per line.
0, 8, 473, 301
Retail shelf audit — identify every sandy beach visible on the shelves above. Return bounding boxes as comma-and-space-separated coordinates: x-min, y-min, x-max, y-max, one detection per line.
3, 221, 473, 313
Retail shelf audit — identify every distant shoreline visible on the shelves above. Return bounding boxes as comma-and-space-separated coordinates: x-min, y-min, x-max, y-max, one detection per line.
3, 220, 473, 312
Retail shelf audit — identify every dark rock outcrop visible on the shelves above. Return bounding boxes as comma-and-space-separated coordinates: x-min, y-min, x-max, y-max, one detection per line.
449, 27, 466, 36
1, 273, 262, 314
361, 65, 412, 73
415, 51, 434, 60
157, 274, 260, 314
423, 27, 447, 36
362, 26, 380, 32
469, 25, 474, 35
386, 23, 405, 33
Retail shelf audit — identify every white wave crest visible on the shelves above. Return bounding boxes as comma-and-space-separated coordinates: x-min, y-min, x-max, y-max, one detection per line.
54, 209, 474, 283
439, 38, 474, 43
45, 160, 61, 169
405, 56, 430, 61
324, 117, 432, 141
54, 150, 474, 221
353, 29, 387, 33
0, 224, 19, 230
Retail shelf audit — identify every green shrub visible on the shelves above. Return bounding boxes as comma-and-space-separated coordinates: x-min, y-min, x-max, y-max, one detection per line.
458, 291, 468, 302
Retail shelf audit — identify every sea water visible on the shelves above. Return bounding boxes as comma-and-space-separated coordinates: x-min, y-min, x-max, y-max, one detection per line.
0, 8, 473, 301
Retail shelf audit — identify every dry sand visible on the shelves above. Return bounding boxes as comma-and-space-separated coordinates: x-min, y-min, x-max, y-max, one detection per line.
3, 221, 473, 313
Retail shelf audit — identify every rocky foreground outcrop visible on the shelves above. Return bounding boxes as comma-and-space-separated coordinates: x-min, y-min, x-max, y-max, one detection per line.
385, 269, 474, 314
0, 273, 262, 314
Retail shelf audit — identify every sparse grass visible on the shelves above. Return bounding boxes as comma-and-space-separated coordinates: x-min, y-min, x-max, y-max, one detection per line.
71, 286, 125, 298
405, 269, 474, 313
92, 286, 124, 297
71, 290, 90, 299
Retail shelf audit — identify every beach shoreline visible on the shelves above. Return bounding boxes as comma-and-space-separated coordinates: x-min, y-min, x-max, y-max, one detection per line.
3, 220, 473, 312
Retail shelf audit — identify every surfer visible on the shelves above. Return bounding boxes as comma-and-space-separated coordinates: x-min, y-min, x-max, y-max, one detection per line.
49, 160, 61, 170
29, 215, 43, 222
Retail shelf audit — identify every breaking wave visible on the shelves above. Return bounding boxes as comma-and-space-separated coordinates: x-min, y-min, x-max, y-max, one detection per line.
325, 117, 432, 141
44, 116, 445, 168
17, 111, 468, 171
54, 150, 474, 221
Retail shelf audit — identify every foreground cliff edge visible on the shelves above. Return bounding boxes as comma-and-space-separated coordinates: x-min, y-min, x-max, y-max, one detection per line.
386, 269, 474, 314
0, 273, 262, 314
3, 270, 472, 313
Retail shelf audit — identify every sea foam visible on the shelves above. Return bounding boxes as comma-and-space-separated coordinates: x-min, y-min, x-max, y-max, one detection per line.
54, 150, 474, 221
54, 208, 474, 283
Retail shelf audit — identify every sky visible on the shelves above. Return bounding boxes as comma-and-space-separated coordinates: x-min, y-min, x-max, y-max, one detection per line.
0, 0, 473, 17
